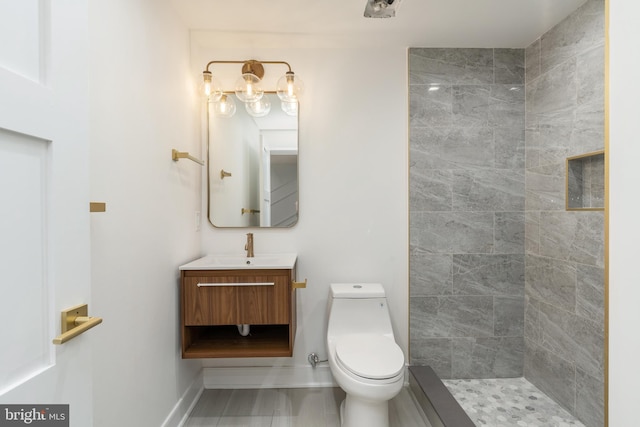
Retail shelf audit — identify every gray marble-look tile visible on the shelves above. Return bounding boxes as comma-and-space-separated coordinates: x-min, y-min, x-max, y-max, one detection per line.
409, 48, 494, 85
525, 163, 565, 211
494, 48, 524, 84
575, 367, 605, 427
494, 296, 525, 337
451, 336, 524, 378
409, 337, 452, 379
576, 45, 605, 131
524, 339, 576, 414
410, 212, 494, 254
444, 377, 586, 427
539, 11, 582, 75
410, 126, 495, 170
489, 84, 525, 128
536, 300, 604, 378
576, 264, 604, 323
524, 294, 542, 343
525, 254, 576, 311
452, 254, 524, 297
410, 251, 453, 296
495, 126, 525, 169
452, 169, 525, 212
538, 211, 605, 267
410, 84, 452, 127
410, 296, 494, 338
495, 212, 525, 254
452, 85, 489, 127
409, 169, 452, 212
525, 211, 540, 254
525, 38, 541, 83
524, 128, 541, 169
526, 58, 577, 127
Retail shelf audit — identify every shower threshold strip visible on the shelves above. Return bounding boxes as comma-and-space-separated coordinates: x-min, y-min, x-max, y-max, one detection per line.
408, 366, 475, 427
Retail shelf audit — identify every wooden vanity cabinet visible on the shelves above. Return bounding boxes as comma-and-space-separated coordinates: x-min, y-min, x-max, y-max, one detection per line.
180, 267, 297, 358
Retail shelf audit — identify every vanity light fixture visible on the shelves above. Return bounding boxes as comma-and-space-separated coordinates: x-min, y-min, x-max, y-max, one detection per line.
202, 59, 303, 118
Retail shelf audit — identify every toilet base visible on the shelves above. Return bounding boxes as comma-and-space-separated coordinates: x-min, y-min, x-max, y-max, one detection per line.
340, 394, 389, 427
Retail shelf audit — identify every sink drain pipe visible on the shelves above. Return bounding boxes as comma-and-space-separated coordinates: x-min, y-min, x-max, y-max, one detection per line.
237, 324, 250, 336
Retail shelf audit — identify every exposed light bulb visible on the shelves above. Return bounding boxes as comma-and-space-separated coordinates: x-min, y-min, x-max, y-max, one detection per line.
201, 71, 222, 101
277, 72, 304, 103
235, 73, 263, 103
211, 94, 236, 117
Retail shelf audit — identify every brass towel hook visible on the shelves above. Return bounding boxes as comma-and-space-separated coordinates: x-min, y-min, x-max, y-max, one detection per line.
221, 169, 232, 179
172, 149, 204, 166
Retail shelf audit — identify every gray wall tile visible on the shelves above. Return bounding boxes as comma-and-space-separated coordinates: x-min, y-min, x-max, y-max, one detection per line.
489, 85, 525, 128
409, 48, 494, 85
409, 48, 525, 379
525, 255, 576, 311
410, 338, 452, 378
494, 297, 525, 337
410, 251, 452, 296
452, 337, 524, 378
410, 296, 494, 338
410, 212, 494, 254
452, 169, 525, 212
452, 254, 524, 296
409, 169, 452, 212
452, 85, 489, 127
538, 211, 604, 267
524, 340, 576, 414
576, 264, 605, 323
494, 49, 524, 84
575, 367, 605, 427
495, 212, 525, 254
495, 127, 525, 169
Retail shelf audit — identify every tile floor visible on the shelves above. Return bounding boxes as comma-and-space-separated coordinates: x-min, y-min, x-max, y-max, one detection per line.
443, 377, 586, 427
184, 386, 431, 427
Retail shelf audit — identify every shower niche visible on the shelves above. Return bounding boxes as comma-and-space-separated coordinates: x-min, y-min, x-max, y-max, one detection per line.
566, 150, 605, 211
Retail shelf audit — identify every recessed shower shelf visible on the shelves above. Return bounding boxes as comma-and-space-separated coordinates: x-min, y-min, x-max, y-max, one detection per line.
566, 150, 605, 211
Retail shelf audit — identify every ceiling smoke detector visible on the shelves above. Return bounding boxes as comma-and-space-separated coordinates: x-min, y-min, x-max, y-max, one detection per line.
364, 0, 401, 18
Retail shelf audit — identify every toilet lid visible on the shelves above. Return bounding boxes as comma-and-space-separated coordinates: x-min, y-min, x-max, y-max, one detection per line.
335, 335, 404, 380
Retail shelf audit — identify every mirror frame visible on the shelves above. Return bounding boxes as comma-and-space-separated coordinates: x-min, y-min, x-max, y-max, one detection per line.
206, 92, 299, 228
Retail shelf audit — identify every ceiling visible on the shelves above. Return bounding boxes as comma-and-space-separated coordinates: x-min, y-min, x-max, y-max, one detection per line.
169, 0, 587, 48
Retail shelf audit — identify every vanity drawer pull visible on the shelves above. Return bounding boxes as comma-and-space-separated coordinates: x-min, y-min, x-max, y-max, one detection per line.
196, 282, 275, 287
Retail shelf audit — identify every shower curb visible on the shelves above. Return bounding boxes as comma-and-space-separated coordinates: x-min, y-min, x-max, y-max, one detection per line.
408, 366, 475, 427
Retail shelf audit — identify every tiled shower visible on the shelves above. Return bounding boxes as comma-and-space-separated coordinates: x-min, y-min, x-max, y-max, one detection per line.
408, 1, 604, 426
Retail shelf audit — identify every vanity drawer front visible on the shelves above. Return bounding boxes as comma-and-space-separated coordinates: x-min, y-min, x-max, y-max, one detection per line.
182, 270, 291, 326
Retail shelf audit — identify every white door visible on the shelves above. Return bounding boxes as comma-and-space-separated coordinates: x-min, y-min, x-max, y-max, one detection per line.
0, 1, 93, 425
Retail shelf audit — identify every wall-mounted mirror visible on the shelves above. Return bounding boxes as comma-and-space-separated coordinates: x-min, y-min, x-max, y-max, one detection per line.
208, 93, 299, 228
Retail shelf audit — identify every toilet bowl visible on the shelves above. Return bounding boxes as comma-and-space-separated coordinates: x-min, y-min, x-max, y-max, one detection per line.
326, 283, 405, 427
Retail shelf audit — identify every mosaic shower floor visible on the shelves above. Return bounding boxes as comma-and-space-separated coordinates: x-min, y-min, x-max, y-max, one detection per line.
442, 378, 585, 427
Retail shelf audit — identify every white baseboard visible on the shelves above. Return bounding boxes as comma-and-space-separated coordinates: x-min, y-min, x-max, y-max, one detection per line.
161, 372, 204, 427
203, 365, 337, 389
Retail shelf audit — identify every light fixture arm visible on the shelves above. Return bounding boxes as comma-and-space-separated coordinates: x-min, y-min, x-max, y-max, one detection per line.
203, 59, 293, 77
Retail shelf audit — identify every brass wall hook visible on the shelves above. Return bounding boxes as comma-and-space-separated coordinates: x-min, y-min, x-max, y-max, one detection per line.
221, 169, 232, 179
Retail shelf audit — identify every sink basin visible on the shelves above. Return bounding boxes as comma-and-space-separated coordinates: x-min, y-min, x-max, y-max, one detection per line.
179, 253, 297, 270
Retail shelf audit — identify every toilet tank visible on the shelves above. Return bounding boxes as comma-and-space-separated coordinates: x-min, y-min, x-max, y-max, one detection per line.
327, 283, 395, 338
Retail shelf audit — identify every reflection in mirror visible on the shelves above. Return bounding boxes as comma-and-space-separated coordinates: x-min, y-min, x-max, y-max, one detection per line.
208, 93, 298, 228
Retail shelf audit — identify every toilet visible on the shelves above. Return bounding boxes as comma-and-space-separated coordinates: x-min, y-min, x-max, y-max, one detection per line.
326, 283, 405, 427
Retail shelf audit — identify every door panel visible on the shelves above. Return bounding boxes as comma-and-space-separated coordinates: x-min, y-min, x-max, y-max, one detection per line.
0, 1, 92, 425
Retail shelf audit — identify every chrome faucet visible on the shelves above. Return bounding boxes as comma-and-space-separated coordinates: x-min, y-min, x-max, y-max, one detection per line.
245, 233, 254, 258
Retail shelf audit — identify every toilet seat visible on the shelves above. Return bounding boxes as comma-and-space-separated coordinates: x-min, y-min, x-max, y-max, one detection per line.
335, 335, 404, 380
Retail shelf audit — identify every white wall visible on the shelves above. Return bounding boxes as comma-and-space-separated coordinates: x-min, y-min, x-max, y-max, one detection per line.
608, 0, 640, 425
194, 46, 409, 370
89, 1, 202, 425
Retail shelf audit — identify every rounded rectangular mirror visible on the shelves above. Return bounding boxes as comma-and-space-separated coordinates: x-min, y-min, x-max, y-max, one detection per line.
208, 93, 299, 227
